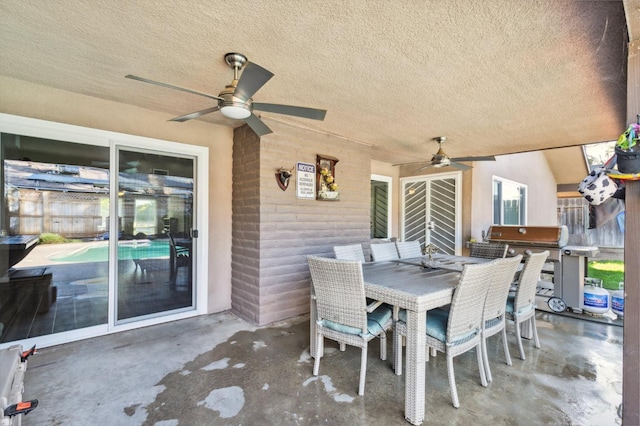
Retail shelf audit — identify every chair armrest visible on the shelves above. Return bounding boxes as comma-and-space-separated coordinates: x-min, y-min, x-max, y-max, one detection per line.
366, 300, 383, 313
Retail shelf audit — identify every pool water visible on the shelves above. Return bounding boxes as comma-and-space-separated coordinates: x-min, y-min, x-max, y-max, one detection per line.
50, 240, 170, 263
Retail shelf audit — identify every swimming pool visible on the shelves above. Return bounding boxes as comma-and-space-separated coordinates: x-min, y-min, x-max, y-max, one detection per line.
50, 240, 170, 263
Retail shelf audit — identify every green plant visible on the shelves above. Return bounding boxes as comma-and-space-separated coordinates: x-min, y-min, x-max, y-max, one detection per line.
39, 233, 69, 244
587, 260, 624, 290
616, 124, 640, 151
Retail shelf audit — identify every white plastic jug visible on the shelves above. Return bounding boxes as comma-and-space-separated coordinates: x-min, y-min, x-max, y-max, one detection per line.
611, 282, 624, 318
583, 279, 610, 314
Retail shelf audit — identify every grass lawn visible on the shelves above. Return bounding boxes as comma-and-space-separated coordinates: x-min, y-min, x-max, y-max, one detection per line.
588, 260, 624, 290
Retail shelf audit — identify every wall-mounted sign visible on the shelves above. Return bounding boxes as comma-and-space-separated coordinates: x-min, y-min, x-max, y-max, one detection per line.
296, 162, 316, 199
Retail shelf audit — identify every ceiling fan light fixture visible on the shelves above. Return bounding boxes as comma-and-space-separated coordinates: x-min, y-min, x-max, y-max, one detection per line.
433, 160, 450, 168
220, 105, 251, 119
431, 154, 451, 167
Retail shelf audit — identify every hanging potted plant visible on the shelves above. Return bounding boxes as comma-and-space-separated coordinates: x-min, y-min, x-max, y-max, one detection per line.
615, 123, 640, 173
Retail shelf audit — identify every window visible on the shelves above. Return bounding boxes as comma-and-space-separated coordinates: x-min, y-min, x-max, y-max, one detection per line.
493, 177, 527, 225
583, 141, 615, 169
133, 199, 157, 236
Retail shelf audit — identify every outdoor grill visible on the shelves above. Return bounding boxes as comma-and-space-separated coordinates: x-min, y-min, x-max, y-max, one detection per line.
486, 225, 599, 313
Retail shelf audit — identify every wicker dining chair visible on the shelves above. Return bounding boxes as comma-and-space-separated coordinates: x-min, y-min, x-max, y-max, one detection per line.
480, 254, 523, 383
395, 240, 422, 259
370, 242, 400, 261
394, 261, 493, 408
469, 242, 509, 259
307, 256, 393, 396
506, 250, 549, 360
333, 244, 366, 262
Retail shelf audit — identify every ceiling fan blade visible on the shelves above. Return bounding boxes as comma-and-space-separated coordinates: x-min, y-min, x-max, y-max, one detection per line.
234, 62, 274, 101
253, 103, 326, 120
449, 162, 472, 171
169, 106, 220, 122
413, 162, 435, 173
450, 155, 496, 162
244, 113, 273, 136
125, 75, 222, 101
393, 160, 435, 167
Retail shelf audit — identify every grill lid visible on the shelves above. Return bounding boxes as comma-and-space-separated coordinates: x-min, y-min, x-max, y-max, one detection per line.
487, 225, 569, 248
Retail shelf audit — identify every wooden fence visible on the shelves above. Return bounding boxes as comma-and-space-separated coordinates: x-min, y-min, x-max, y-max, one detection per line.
8, 189, 105, 238
557, 197, 624, 248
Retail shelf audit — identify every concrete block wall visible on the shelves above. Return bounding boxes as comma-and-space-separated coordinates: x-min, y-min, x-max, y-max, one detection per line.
232, 121, 371, 325
231, 125, 262, 323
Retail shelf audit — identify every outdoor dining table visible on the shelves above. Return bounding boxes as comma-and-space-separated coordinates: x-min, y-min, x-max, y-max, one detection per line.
361, 254, 490, 425
308, 253, 491, 425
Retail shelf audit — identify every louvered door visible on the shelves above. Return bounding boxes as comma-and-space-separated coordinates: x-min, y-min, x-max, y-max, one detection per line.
401, 173, 461, 255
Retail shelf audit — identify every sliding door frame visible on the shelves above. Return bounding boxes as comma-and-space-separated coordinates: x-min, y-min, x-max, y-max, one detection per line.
0, 113, 208, 349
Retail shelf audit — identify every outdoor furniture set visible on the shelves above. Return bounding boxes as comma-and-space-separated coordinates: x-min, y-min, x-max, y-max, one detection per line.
310, 241, 548, 424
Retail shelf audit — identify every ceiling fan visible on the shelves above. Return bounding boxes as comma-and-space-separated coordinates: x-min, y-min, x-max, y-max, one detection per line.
394, 137, 496, 172
125, 52, 327, 136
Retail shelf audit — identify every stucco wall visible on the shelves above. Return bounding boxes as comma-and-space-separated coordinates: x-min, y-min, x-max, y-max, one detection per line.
470, 152, 558, 240
232, 120, 372, 325
0, 76, 233, 314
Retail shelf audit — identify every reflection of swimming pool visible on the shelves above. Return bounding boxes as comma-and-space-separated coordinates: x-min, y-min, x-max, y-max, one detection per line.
50, 240, 170, 263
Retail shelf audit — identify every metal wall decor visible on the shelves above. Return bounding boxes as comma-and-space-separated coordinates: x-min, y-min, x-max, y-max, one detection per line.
275, 167, 293, 191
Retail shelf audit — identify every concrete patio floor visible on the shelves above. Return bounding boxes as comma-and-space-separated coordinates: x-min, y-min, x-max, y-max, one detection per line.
21, 310, 622, 425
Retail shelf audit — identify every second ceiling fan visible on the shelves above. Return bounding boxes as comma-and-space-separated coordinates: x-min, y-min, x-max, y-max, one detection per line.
126, 52, 327, 136
395, 137, 496, 172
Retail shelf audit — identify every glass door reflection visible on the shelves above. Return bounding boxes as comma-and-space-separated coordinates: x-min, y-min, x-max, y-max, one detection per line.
1, 133, 110, 342
116, 149, 194, 322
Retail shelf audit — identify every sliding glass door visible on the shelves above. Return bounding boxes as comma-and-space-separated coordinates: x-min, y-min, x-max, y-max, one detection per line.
0, 114, 206, 348
1, 133, 111, 342
115, 148, 195, 322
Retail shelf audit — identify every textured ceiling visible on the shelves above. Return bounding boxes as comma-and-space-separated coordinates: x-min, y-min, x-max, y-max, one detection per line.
0, 1, 633, 181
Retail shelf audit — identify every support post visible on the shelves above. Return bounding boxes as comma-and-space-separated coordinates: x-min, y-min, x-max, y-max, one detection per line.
623, 180, 640, 424
623, 33, 640, 424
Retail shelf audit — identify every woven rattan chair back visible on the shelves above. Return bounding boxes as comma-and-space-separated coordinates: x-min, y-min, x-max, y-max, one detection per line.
395, 240, 422, 258
307, 256, 392, 396
469, 242, 509, 259
513, 251, 549, 314
507, 250, 549, 360
308, 256, 367, 332
333, 244, 366, 262
480, 255, 522, 382
370, 242, 400, 261
483, 255, 523, 325
446, 262, 494, 342
393, 261, 494, 408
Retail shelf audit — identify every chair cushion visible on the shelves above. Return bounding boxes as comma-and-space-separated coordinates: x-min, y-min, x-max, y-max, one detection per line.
424, 308, 449, 342
398, 308, 476, 344
320, 304, 392, 338
484, 316, 502, 329
506, 294, 534, 316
